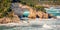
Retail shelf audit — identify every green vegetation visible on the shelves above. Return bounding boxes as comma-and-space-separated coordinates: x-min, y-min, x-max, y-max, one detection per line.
20, 0, 46, 12
20, 0, 36, 7
0, 0, 60, 18
34, 6, 46, 12
20, 0, 60, 5
19, 0, 60, 12
0, 0, 13, 18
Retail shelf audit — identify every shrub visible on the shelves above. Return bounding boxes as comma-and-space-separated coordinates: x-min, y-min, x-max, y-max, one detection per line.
0, 0, 12, 18
35, 6, 46, 12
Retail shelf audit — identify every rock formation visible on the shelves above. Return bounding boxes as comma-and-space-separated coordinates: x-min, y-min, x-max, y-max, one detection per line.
12, 3, 55, 20
28, 10, 36, 19
28, 9, 49, 19
0, 15, 20, 24
42, 12, 48, 19
37, 11, 43, 19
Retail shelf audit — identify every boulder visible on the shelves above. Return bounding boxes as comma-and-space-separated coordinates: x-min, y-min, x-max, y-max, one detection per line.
11, 15, 20, 23
37, 11, 43, 19
37, 11, 48, 19
28, 10, 36, 19
43, 13, 48, 19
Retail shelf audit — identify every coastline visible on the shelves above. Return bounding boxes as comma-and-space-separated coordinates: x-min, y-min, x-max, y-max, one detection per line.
0, 19, 57, 26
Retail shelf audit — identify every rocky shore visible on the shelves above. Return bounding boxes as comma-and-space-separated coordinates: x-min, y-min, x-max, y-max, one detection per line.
0, 3, 56, 24
0, 15, 20, 24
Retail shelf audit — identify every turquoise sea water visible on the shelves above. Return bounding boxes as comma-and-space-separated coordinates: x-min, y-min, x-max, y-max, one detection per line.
47, 12, 60, 16
23, 11, 29, 17
50, 13, 60, 16
45, 7, 60, 16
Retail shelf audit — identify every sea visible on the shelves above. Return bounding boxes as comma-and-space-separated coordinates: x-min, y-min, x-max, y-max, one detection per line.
0, 19, 60, 30
1, 3, 59, 30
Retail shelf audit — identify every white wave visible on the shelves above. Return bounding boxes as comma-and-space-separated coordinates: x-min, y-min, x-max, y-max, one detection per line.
43, 24, 53, 29
0, 23, 20, 27
0, 18, 57, 27
57, 16, 60, 18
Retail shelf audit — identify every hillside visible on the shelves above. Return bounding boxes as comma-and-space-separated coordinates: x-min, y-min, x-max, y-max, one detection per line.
20, 0, 60, 5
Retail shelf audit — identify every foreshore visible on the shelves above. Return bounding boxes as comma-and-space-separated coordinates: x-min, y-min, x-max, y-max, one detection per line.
0, 19, 57, 26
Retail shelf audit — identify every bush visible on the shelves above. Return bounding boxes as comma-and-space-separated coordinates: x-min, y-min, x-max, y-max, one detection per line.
0, 0, 12, 18
35, 6, 46, 12
20, 1, 27, 5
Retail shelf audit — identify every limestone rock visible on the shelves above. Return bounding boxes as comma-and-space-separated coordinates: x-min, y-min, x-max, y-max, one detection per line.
11, 15, 20, 23
37, 11, 43, 19
37, 11, 48, 19
0, 15, 20, 24
28, 10, 36, 19
43, 13, 48, 19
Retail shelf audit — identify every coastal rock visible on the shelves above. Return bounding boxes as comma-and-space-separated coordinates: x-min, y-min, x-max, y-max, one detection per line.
37, 11, 48, 19
11, 15, 20, 23
43, 13, 48, 19
37, 11, 43, 19
0, 15, 20, 24
28, 10, 36, 19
